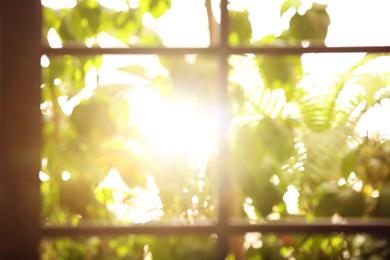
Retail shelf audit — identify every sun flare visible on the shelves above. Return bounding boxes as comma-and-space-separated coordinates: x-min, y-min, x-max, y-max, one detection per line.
125, 87, 218, 158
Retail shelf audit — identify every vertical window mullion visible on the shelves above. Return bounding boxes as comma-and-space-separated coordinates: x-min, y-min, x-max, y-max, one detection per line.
0, 0, 41, 259
216, 0, 231, 259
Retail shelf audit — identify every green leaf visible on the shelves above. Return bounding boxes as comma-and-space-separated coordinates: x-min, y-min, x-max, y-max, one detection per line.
176, 237, 215, 260
289, 3, 329, 41
148, 0, 171, 19
70, 98, 117, 140
258, 55, 302, 101
254, 116, 295, 163
229, 9, 252, 45
341, 148, 359, 178
296, 75, 343, 131
336, 187, 364, 217
114, 11, 134, 28
303, 128, 350, 185
355, 72, 390, 106
149, 237, 176, 260
42, 7, 61, 45
280, 0, 301, 16
244, 85, 287, 117
257, 34, 277, 45
117, 65, 151, 80
66, 2, 102, 42
374, 184, 390, 217
149, 0, 159, 11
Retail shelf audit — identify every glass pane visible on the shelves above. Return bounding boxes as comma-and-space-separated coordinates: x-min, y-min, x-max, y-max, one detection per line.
228, 1, 390, 47
228, 232, 390, 259
228, 53, 390, 222
40, 54, 218, 225
40, 234, 216, 259
42, 0, 217, 48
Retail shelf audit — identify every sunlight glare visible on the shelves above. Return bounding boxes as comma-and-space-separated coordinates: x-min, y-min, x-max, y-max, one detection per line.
86, 37, 95, 48
338, 178, 347, 186
47, 28, 63, 48
85, 66, 98, 90
99, 0, 129, 12
146, 174, 160, 194
353, 181, 363, 192
228, 0, 245, 11
372, 189, 380, 198
140, 100, 217, 157
57, 95, 68, 107
54, 78, 61, 86
192, 195, 199, 205
326, 0, 390, 47
97, 32, 128, 48
129, 0, 140, 9
41, 0, 76, 9
243, 202, 257, 220
42, 158, 48, 169
270, 175, 280, 185
283, 185, 300, 214
59, 66, 98, 115
99, 168, 130, 192
132, 188, 163, 211
98, 168, 164, 223
40, 101, 53, 116
41, 55, 50, 68
39, 171, 50, 182
144, 0, 210, 47
198, 180, 204, 192
62, 171, 71, 181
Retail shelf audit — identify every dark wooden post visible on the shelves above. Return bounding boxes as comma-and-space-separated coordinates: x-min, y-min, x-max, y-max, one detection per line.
0, 1, 41, 259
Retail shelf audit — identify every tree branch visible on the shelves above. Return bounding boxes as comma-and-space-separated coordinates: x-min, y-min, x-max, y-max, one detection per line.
205, 0, 219, 45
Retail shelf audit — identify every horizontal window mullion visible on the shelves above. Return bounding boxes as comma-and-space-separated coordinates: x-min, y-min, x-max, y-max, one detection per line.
40, 221, 390, 237
42, 46, 390, 56
229, 222, 390, 234
40, 224, 218, 237
42, 47, 221, 56
230, 45, 390, 55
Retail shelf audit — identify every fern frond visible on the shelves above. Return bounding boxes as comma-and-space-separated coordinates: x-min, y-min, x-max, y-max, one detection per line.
246, 85, 287, 119
296, 73, 344, 131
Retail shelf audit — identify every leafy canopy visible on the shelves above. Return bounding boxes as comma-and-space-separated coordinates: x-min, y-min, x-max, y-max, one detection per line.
40, 1, 390, 259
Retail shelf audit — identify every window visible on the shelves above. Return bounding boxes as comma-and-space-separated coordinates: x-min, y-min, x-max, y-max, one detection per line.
2, 0, 390, 259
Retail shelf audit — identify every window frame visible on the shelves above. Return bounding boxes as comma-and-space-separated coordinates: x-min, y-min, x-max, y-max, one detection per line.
1, 0, 390, 259
0, 1, 41, 259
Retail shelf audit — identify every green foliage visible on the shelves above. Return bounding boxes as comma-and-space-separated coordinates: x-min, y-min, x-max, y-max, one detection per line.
257, 55, 302, 101
280, 0, 301, 16
374, 184, 390, 217
288, 3, 330, 42
70, 98, 117, 140
229, 9, 252, 46
43, 0, 167, 47
158, 55, 217, 111
40, 0, 390, 259
142, 0, 172, 19
314, 184, 365, 217
149, 236, 215, 260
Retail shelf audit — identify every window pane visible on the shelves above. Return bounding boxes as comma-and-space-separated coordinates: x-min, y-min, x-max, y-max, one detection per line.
40, 54, 218, 225
42, 0, 217, 48
227, 232, 390, 259
40, 234, 216, 259
228, 53, 390, 221
229, 1, 390, 47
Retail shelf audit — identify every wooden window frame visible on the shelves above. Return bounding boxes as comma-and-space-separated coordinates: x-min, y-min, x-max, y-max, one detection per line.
1, 0, 390, 259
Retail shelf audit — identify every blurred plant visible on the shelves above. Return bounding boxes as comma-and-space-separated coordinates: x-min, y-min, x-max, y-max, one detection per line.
40, 0, 390, 259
